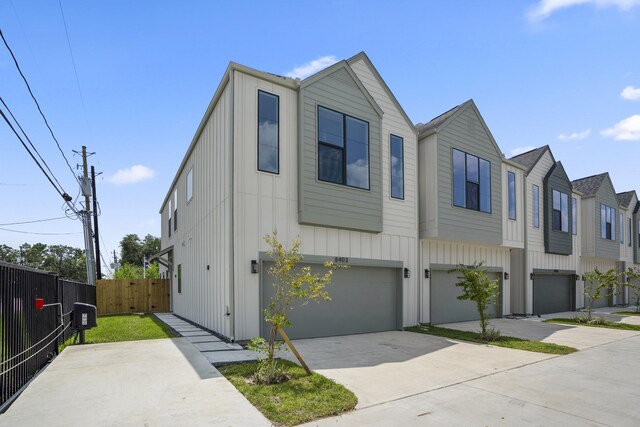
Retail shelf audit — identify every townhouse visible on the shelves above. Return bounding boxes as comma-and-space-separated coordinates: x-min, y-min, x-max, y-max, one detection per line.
617, 190, 639, 304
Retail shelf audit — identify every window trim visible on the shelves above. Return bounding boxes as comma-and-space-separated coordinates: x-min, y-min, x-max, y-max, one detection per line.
451, 148, 492, 214
629, 217, 632, 247
317, 105, 371, 191
173, 189, 178, 232
572, 197, 577, 235
186, 167, 193, 204
620, 212, 624, 244
390, 134, 404, 200
257, 90, 280, 175
532, 185, 540, 228
551, 189, 569, 233
600, 203, 616, 241
168, 199, 172, 238
508, 171, 516, 220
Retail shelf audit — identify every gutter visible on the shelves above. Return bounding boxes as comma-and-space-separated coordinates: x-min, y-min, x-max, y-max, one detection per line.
229, 70, 235, 342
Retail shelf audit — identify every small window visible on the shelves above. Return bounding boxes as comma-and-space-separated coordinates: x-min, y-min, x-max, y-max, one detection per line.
620, 212, 624, 243
177, 264, 182, 294
572, 197, 577, 235
601, 204, 616, 240
390, 135, 404, 199
629, 218, 632, 247
173, 189, 178, 232
533, 185, 540, 228
508, 171, 516, 220
452, 148, 491, 213
258, 91, 279, 174
552, 190, 569, 233
186, 168, 193, 203
168, 199, 172, 238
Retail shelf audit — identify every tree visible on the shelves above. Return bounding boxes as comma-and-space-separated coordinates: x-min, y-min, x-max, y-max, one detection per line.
448, 262, 499, 340
113, 262, 159, 279
119, 233, 161, 266
0, 244, 18, 263
248, 233, 342, 384
141, 234, 161, 259
42, 245, 87, 282
582, 268, 620, 321
625, 267, 640, 313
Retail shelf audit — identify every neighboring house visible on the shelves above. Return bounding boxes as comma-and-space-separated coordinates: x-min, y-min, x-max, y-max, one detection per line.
617, 190, 640, 304
157, 52, 419, 341
416, 100, 525, 325
509, 146, 582, 315
572, 173, 621, 308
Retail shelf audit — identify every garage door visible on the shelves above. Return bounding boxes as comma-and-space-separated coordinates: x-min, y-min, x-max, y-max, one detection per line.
430, 270, 501, 324
591, 284, 611, 309
261, 263, 401, 339
533, 274, 573, 315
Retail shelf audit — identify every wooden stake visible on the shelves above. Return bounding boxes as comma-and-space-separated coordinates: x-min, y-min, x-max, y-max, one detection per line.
277, 326, 312, 375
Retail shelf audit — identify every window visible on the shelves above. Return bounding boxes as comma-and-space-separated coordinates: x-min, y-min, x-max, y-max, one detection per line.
168, 198, 172, 238
390, 135, 404, 199
552, 190, 569, 233
258, 91, 279, 174
508, 171, 516, 220
318, 106, 369, 190
533, 185, 540, 228
620, 213, 624, 243
600, 204, 616, 240
572, 197, 577, 235
173, 189, 178, 232
177, 264, 182, 294
452, 149, 491, 213
629, 218, 632, 247
186, 168, 193, 203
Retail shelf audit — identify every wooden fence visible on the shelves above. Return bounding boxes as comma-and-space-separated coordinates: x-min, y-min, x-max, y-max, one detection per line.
96, 279, 170, 315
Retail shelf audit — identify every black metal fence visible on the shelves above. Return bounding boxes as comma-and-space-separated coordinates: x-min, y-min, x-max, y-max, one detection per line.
0, 261, 95, 410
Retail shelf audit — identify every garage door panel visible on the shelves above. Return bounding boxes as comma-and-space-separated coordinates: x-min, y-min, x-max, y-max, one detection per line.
533, 275, 573, 315
261, 263, 399, 339
431, 270, 500, 324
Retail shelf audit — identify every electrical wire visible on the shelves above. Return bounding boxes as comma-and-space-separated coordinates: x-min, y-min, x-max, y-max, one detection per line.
0, 226, 83, 236
0, 323, 64, 368
0, 27, 80, 185
0, 216, 67, 226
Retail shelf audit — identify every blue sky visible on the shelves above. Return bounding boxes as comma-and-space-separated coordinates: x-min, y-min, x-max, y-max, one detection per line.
1, 0, 639, 272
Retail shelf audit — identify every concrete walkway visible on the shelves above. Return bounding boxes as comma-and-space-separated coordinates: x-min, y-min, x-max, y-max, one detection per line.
0, 338, 269, 427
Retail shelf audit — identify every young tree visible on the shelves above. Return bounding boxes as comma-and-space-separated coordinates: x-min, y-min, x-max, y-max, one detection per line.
248, 233, 342, 384
448, 262, 499, 340
625, 267, 640, 313
582, 268, 620, 320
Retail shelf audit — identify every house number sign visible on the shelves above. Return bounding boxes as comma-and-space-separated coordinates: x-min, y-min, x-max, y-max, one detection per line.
334, 257, 349, 263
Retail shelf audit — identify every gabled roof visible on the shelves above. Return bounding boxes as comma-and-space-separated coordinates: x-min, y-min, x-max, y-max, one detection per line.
509, 145, 553, 175
616, 190, 637, 209
571, 173, 609, 198
416, 103, 463, 136
347, 52, 416, 135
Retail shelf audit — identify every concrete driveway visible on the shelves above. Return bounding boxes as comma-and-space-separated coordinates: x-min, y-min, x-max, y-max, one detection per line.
0, 338, 269, 427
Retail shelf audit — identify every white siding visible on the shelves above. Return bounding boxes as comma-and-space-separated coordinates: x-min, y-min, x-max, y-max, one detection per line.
502, 162, 525, 248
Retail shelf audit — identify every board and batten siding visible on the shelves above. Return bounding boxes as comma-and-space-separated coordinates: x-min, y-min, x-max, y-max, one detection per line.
580, 257, 618, 308
160, 81, 233, 338
502, 162, 525, 248
620, 193, 637, 263
594, 179, 620, 260
232, 70, 418, 340
543, 162, 573, 255
436, 107, 503, 245
420, 239, 510, 323
298, 65, 383, 233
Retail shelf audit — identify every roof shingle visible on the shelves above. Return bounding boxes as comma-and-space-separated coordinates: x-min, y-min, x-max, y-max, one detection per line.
508, 146, 549, 173
616, 191, 636, 208
571, 173, 608, 197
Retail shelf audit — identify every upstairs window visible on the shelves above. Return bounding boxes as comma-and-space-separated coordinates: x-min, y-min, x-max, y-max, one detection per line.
173, 189, 178, 232
601, 204, 616, 240
452, 148, 491, 213
258, 91, 279, 174
533, 185, 540, 228
508, 171, 516, 220
572, 197, 577, 235
620, 213, 624, 243
390, 135, 404, 199
168, 198, 172, 238
317, 106, 370, 190
629, 218, 632, 247
552, 190, 569, 233
186, 167, 193, 203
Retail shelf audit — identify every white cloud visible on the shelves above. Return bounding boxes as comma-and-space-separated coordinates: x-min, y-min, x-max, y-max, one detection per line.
621, 85, 640, 100
285, 55, 338, 79
528, 0, 640, 21
601, 115, 640, 140
108, 165, 155, 184
558, 129, 591, 140
510, 146, 536, 156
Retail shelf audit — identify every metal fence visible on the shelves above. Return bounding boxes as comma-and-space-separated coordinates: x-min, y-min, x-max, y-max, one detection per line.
0, 261, 95, 410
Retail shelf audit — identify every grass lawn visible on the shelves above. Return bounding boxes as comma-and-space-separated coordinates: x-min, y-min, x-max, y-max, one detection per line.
61, 314, 176, 349
611, 311, 640, 316
407, 325, 577, 355
546, 318, 640, 331
219, 360, 357, 426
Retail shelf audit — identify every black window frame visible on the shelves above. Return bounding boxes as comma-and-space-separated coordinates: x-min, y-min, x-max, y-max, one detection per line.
533, 184, 540, 228
620, 212, 624, 244
629, 217, 632, 247
552, 189, 569, 233
317, 105, 370, 190
508, 171, 516, 220
572, 197, 577, 235
186, 167, 194, 204
257, 90, 280, 174
173, 189, 178, 232
601, 203, 616, 241
168, 199, 172, 238
177, 264, 182, 294
452, 148, 491, 214
390, 134, 404, 200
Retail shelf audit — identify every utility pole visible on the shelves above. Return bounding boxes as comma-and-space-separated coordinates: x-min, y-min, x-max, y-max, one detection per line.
79, 146, 96, 286
91, 166, 102, 280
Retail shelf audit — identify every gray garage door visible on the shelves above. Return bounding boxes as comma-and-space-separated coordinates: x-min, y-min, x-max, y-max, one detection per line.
261, 263, 401, 340
589, 284, 612, 309
533, 274, 573, 315
430, 270, 501, 324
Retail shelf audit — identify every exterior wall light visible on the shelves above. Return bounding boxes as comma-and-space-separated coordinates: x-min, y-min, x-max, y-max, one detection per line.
424, 269, 430, 279
251, 260, 259, 274
404, 268, 410, 278
530, 272, 534, 280
504, 272, 509, 280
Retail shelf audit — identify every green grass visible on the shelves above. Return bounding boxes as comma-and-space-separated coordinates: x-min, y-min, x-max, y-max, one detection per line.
611, 311, 640, 316
219, 360, 357, 426
546, 318, 640, 331
61, 314, 176, 350
406, 325, 577, 355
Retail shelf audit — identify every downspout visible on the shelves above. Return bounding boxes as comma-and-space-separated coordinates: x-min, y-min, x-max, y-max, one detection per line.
416, 130, 422, 325
229, 70, 236, 342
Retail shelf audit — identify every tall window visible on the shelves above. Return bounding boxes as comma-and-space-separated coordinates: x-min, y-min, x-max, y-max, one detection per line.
533, 185, 540, 228
552, 190, 569, 232
177, 264, 182, 294
629, 218, 632, 247
390, 135, 404, 199
452, 149, 491, 213
168, 199, 172, 238
318, 106, 369, 190
173, 189, 178, 232
620, 213, 624, 243
601, 204, 616, 240
572, 197, 577, 235
186, 167, 193, 203
258, 91, 279, 174
508, 171, 516, 220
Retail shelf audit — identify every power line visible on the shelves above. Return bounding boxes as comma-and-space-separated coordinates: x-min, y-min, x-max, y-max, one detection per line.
0, 27, 79, 185
0, 216, 67, 226
0, 226, 82, 236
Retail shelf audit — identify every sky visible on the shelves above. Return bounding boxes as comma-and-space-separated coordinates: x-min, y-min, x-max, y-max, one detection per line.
0, 0, 639, 273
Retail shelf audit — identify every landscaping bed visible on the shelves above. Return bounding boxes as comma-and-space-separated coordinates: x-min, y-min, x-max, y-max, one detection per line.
611, 311, 640, 316
546, 317, 640, 331
219, 360, 357, 426
407, 325, 577, 355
